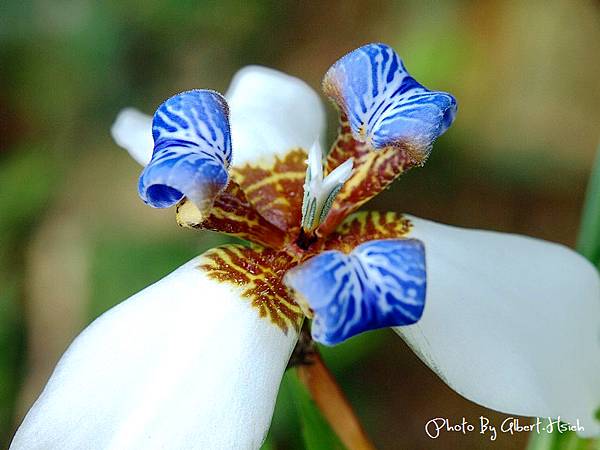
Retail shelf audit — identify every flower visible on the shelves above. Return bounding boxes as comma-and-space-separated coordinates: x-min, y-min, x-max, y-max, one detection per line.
11, 43, 600, 449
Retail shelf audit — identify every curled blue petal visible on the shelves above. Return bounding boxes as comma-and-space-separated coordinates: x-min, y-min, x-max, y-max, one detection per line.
139, 90, 232, 210
323, 43, 457, 157
285, 239, 426, 345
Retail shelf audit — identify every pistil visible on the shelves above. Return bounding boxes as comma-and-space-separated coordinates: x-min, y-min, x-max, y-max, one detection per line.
300, 142, 353, 237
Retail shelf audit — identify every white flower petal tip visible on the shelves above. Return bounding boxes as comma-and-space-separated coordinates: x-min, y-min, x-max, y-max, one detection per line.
225, 65, 326, 168
110, 108, 153, 166
396, 216, 600, 437
10, 257, 297, 450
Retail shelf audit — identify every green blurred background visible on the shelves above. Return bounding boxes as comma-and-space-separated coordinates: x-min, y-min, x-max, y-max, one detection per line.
1, 1, 599, 449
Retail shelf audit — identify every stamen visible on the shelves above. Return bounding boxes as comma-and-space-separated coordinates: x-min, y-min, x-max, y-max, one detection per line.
300, 141, 353, 235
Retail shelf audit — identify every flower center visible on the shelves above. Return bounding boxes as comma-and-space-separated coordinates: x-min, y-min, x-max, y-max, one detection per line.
300, 142, 353, 237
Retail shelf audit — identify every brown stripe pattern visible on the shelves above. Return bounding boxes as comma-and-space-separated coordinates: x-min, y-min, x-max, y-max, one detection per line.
232, 149, 307, 235
199, 244, 303, 334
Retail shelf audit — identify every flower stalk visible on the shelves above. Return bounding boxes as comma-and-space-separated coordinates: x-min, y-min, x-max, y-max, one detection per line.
293, 326, 376, 450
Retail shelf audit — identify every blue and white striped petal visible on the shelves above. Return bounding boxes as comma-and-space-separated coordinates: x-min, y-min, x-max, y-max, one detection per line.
323, 43, 457, 158
284, 239, 426, 345
139, 90, 232, 211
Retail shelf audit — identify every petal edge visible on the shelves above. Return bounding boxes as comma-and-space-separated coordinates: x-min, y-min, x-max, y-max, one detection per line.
11, 256, 297, 449
398, 216, 600, 436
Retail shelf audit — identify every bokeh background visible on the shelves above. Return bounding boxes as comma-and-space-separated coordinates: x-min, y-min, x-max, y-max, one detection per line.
1, 1, 599, 449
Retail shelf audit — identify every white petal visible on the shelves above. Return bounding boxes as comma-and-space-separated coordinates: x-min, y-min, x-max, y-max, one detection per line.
111, 67, 325, 169
225, 66, 326, 167
397, 216, 600, 436
110, 108, 153, 166
11, 257, 297, 450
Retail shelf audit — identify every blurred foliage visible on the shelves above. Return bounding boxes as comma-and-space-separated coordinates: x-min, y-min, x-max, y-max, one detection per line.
286, 371, 345, 450
0, 148, 61, 261
1, 1, 599, 449
89, 236, 208, 320
0, 148, 62, 446
0, 283, 22, 449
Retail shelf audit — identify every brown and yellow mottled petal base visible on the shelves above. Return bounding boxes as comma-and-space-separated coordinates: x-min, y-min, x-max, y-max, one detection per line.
318, 145, 415, 236
231, 149, 307, 235
198, 244, 303, 334
176, 181, 286, 249
321, 210, 412, 254
193, 212, 410, 332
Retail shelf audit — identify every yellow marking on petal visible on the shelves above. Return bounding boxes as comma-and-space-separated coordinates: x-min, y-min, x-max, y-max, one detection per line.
176, 200, 207, 226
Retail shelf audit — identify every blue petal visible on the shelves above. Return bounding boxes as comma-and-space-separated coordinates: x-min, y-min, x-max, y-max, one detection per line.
285, 239, 426, 345
323, 43, 457, 156
139, 90, 232, 210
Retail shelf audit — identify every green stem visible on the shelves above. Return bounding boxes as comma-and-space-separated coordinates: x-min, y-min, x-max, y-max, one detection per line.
576, 146, 600, 266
